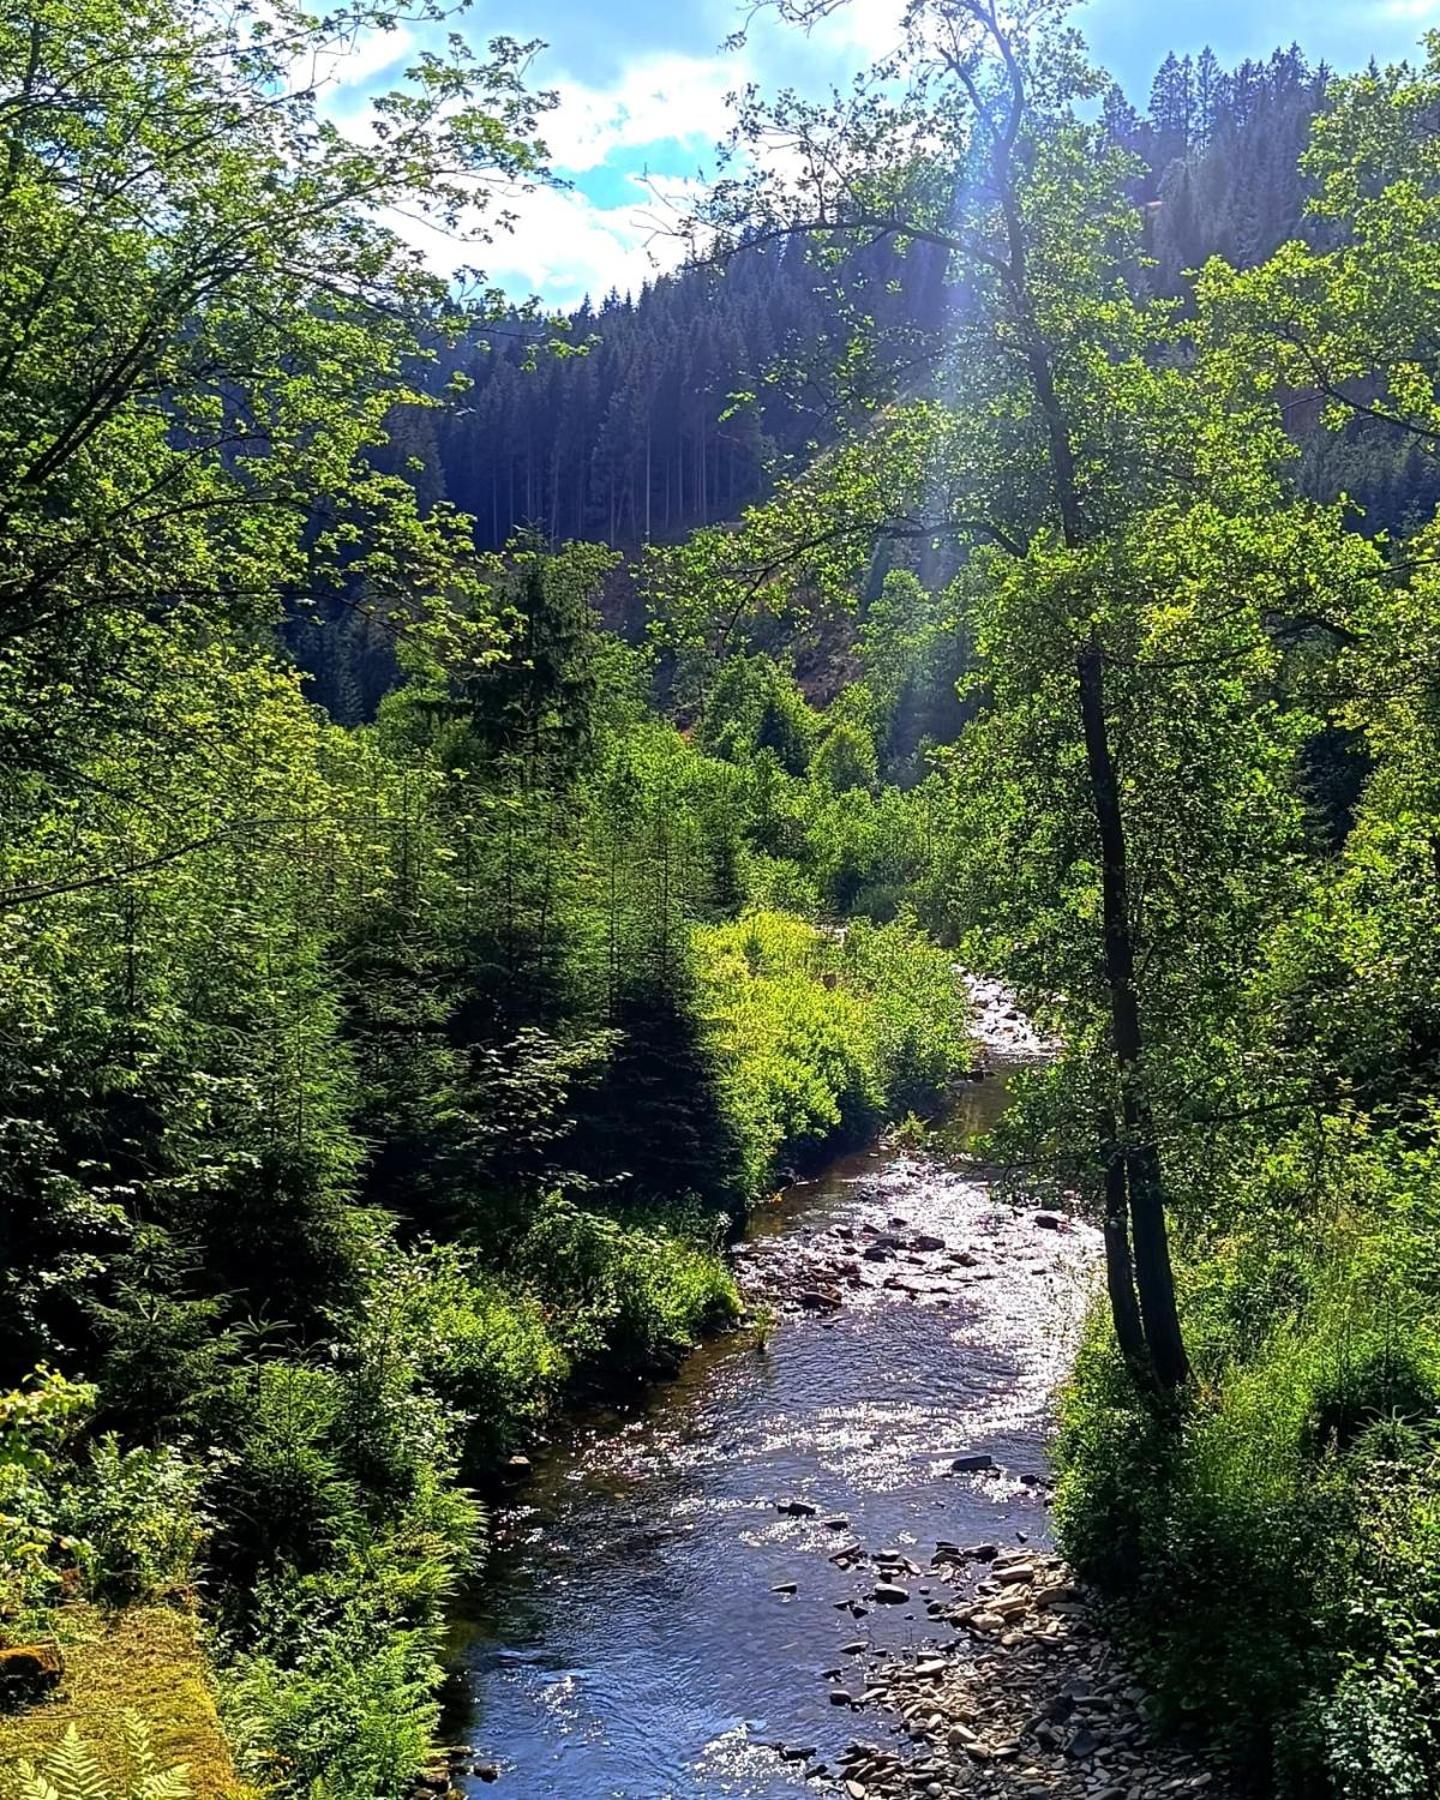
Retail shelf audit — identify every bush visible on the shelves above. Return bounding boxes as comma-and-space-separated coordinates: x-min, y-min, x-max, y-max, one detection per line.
1056, 1132, 1440, 1796
61, 1439, 207, 1605
225, 1625, 439, 1800
694, 910, 973, 1194
516, 1196, 738, 1377
404, 1247, 569, 1474
0, 1369, 96, 1638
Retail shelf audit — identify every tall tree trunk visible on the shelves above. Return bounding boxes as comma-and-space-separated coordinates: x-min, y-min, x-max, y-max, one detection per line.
1077, 633, 1189, 1390
1098, 1110, 1150, 1377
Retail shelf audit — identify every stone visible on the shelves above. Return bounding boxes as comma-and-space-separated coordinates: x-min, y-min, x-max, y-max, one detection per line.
910, 1233, 946, 1251
777, 1497, 818, 1516
772, 1581, 798, 1595
472, 1768, 499, 1785
504, 1453, 531, 1475
0, 1643, 63, 1697
873, 1582, 910, 1604
1033, 1213, 1063, 1230
951, 1453, 997, 1474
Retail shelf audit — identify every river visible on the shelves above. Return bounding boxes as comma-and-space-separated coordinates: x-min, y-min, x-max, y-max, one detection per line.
449, 1018, 1099, 1798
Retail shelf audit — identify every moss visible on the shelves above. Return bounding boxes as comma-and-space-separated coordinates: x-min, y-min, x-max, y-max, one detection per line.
0, 1605, 251, 1799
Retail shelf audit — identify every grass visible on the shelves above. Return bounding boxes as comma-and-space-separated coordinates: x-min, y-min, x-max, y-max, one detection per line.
0, 1604, 250, 1798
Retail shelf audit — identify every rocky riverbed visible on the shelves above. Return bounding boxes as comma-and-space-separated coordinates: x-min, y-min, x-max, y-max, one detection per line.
447, 979, 1223, 1800
826, 1551, 1221, 1799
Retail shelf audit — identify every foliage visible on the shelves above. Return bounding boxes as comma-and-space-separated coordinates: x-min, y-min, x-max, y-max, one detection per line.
59, 1441, 207, 1607
516, 1196, 738, 1372
6, 0, 1391, 1792
0, 1371, 94, 1636
9, 1715, 191, 1800
694, 911, 971, 1192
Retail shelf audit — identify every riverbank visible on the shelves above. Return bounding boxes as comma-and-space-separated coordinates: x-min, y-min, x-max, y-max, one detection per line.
819, 1552, 1225, 1800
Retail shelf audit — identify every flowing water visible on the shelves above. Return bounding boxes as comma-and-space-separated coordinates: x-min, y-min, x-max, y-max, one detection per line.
450, 1050, 1099, 1799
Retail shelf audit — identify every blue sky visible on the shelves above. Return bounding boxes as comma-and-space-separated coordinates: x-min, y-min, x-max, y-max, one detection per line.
329, 0, 1440, 307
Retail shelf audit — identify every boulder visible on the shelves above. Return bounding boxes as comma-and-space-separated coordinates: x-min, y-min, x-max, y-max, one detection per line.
0, 1643, 63, 1699
951, 1453, 997, 1474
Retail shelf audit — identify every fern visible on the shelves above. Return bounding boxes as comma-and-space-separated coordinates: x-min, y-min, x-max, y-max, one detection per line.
9, 1718, 190, 1800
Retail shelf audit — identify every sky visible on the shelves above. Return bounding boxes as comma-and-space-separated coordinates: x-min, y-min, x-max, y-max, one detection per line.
324, 0, 1440, 308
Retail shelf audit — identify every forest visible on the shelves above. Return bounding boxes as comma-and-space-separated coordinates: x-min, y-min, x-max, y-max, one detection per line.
3, 0, 1440, 1797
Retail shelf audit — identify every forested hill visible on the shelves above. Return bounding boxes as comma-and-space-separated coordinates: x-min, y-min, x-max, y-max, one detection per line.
302, 42, 1334, 721
423, 44, 1327, 561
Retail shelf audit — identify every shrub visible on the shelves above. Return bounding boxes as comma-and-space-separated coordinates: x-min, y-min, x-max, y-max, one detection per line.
400, 1246, 569, 1474
694, 910, 972, 1194
61, 1439, 207, 1605
516, 1196, 738, 1376
0, 1369, 95, 1637
224, 1625, 439, 1800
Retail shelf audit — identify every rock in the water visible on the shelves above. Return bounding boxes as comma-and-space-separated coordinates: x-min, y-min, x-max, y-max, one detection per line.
772, 1581, 798, 1596
951, 1452, 997, 1474
1033, 1212, 1063, 1230
777, 1497, 818, 1516
872, 1582, 910, 1604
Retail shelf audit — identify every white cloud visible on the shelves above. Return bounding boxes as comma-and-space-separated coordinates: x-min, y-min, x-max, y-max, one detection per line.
385, 179, 692, 307
805, 0, 910, 61
541, 52, 738, 172
1380, 0, 1440, 17
312, 5, 913, 303
313, 25, 416, 95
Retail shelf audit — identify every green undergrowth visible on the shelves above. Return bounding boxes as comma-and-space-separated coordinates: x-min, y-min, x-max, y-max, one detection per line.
1056, 1125, 1440, 1799
695, 909, 973, 1194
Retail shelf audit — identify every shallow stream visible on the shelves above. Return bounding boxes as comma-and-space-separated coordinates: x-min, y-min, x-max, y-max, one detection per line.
452, 1036, 1098, 1799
